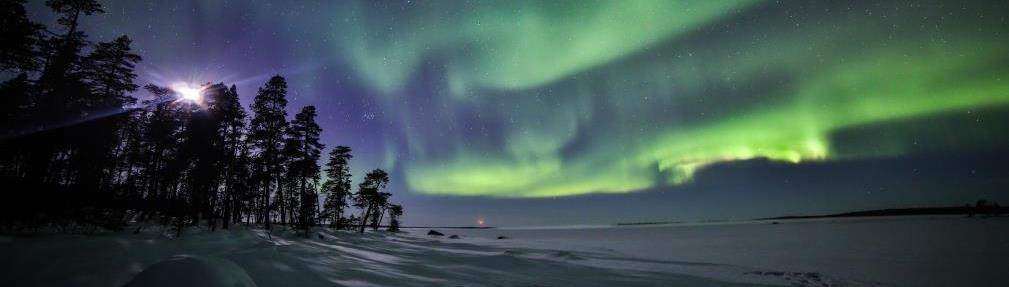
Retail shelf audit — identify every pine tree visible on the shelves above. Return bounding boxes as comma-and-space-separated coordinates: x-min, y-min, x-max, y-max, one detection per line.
7, 0, 116, 231
248, 75, 289, 230
0, 0, 43, 72
38, 0, 103, 94
151, 84, 204, 236
46, 0, 104, 34
355, 169, 389, 233
137, 84, 187, 223
22, 0, 100, 194
68, 35, 141, 221
370, 192, 390, 230
285, 106, 324, 236
81, 35, 141, 107
213, 85, 247, 229
183, 84, 231, 229
322, 146, 352, 229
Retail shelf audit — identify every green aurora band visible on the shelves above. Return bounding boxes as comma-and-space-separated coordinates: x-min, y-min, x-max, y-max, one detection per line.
337, 0, 762, 94
297, 1, 1009, 197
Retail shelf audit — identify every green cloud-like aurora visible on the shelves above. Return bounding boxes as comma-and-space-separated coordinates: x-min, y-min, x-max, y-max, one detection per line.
337, 0, 761, 95
329, 1, 1009, 198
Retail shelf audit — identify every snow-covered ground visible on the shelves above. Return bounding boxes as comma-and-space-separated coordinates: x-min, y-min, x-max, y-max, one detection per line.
1, 216, 1006, 286
433, 216, 1009, 287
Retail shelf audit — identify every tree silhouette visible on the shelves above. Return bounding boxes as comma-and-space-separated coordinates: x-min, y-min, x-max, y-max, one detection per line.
38, 0, 102, 95
322, 146, 353, 229
213, 85, 248, 229
69, 35, 141, 229
0, 0, 43, 72
247, 75, 289, 231
355, 169, 389, 233
18, 0, 98, 204
370, 191, 391, 231
81, 35, 140, 107
285, 106, 324, 236
135, 84, 187, 227
46, 0, 104, 32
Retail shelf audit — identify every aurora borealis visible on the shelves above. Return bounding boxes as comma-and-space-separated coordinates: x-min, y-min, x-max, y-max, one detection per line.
343, 0, 1009, 198
27, 0, 1009, 225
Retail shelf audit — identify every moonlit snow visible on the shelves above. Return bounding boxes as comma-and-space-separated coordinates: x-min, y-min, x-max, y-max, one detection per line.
2, 216, 1006, 286
123, 255, 256, 287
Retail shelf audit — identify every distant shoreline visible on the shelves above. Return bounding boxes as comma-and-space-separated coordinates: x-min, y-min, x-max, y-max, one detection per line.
613, 221, 681, 226
398, 226, 496, 229
398, 206, 1007, 230
757, 206, 1007, 221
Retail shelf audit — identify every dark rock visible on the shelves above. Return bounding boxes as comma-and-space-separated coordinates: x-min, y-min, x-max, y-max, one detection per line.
497, 236, 509, 239
448, 235, 460, 239
427, 230, 444, 236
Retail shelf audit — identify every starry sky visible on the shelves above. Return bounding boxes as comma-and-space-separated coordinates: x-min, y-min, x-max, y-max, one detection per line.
26, 0, 1009, 226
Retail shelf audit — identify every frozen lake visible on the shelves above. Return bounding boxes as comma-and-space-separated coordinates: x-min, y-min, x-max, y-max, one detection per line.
423, 216, 1009, 286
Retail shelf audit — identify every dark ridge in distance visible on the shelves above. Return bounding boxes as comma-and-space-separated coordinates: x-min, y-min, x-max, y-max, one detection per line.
758, 206, 1007, 220
614, 221, 681, 226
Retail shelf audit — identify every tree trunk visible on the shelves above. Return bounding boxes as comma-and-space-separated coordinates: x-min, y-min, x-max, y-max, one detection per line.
277, 167, 285, 226
359, 203, 372, 233
374, 207, 386, 231
337, 208, 343, 230
278, 189, 285, 225
264, 178, 272, 230
299, 170, 307, 232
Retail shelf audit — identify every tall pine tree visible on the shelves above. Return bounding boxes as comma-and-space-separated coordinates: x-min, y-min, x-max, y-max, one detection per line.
248, 75, 289, 230
212, 85, 247, 229
285, 106, 324, 236
322, 146, 353, 229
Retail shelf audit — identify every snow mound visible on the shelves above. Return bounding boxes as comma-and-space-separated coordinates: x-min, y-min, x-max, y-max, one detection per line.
123, 255, 257, 287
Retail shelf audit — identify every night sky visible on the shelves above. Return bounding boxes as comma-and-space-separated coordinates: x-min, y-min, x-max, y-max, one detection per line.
25, 0, 1009, 226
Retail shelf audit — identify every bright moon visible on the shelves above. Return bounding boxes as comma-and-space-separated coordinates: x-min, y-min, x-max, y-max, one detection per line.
173, 83, 203, 102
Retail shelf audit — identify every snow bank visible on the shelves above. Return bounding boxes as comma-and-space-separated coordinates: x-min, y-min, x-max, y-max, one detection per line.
123, 255, 256, 287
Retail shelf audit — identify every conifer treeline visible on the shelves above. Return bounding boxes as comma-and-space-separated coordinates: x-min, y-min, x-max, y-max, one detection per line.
0, 0, 403, 236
